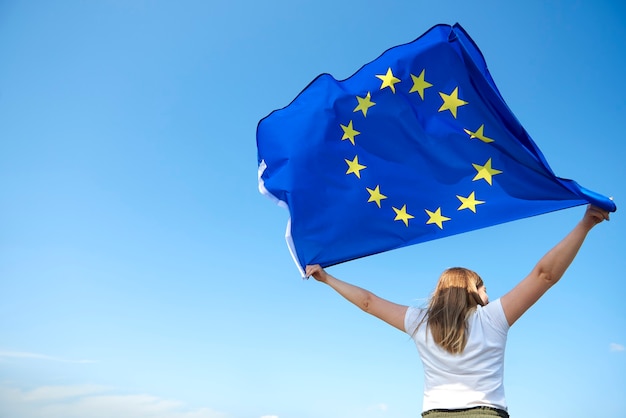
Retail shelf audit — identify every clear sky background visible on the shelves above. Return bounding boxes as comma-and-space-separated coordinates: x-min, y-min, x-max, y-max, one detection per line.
1, 1, 624, 417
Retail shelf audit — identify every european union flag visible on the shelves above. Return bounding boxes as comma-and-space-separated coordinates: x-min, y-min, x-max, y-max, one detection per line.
257, 23, 616, 274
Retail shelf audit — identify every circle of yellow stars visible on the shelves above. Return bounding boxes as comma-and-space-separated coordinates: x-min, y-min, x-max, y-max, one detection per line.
340, 66, 503, 229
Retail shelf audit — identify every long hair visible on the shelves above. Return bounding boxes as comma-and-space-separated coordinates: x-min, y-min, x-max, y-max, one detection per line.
417, 267, 486, 354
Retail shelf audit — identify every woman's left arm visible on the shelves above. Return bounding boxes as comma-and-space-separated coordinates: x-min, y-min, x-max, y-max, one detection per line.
306, 264, 408, 332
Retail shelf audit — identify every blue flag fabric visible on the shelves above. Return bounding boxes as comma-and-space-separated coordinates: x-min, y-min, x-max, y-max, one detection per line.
257, 23, 616, 274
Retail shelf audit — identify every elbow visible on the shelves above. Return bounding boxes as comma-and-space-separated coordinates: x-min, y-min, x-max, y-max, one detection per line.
360, 293, 374, 313
536, 267, 558, 287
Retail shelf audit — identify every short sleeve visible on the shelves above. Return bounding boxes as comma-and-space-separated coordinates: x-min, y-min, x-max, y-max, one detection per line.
404, 306, 425, 336
480, 298, 510, 336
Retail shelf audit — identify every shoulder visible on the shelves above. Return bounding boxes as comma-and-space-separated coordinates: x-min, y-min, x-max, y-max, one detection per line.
476, 299, 510, 334
404, 306, 426, 335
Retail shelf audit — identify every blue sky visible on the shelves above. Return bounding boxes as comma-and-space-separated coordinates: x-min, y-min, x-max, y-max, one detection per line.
0, 1, 624, 417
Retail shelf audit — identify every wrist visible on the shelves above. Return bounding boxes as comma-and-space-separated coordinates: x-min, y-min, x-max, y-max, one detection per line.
579, 218, 598, 232
320, 271, 332, 284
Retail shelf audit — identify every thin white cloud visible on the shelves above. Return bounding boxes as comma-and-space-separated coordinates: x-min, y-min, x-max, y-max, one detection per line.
0, 351, 96, 364
609, 343, 625, 352
21, 384, 109, 402
0, 384, 228, 418
260, 416, 279, 418
368, 403, 388, 412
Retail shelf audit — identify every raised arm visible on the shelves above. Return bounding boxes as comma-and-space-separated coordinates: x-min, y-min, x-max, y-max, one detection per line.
305, 264, 408, 332
501, 205, 610, 326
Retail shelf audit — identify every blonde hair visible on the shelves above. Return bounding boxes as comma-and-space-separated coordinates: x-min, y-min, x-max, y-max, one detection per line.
417, 267, 485, 354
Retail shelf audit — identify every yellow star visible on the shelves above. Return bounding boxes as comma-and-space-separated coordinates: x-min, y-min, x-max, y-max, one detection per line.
345, 155, 366, 178
472, 158, 502, 185
425, 207, 451, 229
456, 192, 485, 213
438, 87, 468, 118
366, 185, 387, 208
409, 69, 433, 100
353, 92, 376, 117
393, 204, 414, 227
340, 120, 360, 145
376, 67, 401, 94
463, 124, 494, 143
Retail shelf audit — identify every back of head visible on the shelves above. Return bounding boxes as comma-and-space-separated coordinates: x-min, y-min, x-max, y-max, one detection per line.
424, 267, 485, 354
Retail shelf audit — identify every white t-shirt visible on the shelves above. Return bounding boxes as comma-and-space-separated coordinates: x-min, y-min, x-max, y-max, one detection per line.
404, 298, 510, 412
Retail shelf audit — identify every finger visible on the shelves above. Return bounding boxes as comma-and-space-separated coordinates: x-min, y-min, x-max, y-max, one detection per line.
594, 207, 610, 222
305, 264, 320, 277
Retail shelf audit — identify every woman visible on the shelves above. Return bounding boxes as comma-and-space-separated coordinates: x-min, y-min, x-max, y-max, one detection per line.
305, 205, 610, 417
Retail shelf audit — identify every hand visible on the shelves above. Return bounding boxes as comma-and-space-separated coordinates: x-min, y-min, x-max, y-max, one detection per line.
305, 264, 329, 283
581, 204, 610, 230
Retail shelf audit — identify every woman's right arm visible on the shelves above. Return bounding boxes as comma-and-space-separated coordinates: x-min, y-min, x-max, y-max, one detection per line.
500, 205, 610, 326
305, 264, 408, 332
